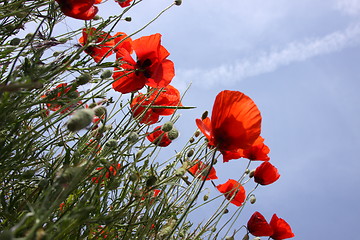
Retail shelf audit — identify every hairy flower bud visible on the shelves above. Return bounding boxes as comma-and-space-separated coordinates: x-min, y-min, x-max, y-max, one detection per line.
76, 73, 92, 85
125, 16, 132, 22
105, 139, 118, 148
250, 195, 256, 204
249, 169, 255, 178
67, 109, 94, 132
127, 132, 139, 143
175, 0, 182, 6
187, 149, 194, 158
242, 234, 249, 240
10, 38, 21, 46
194, 129, 201, 137
161, 121, 173, 132
203, 194, 209, 201
201, 111, 208, 120
101, 69, 113, 79
168, 128, 179, 140
93, 106, 106, 117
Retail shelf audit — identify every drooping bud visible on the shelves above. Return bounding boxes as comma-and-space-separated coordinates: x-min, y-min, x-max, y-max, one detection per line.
250, 195, 256, 204
174, 0, 182, 6
125, 17, 132, 22
168, 128, 179, 140
127, 132, 139, 143
101, 69, 113, 79
189, 137, 195, 143
203, 194, 209, 201
93, 105, 106, 117
187, 149, 194, 158
76, 73, 92, 85
194, 129, 201, 137
245, 169, 250, 174
249, 169, 255, 178
201, 111, 208, 120
161, 121, 173, 132
67, 109, 94, 132
224, 209, 229, 214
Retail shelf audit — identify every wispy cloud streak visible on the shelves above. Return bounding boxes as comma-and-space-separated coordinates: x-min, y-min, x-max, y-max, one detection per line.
176, 23, 360, 87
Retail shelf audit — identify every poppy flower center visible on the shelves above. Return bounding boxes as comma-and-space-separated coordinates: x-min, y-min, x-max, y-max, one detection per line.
136, 59, 152, 78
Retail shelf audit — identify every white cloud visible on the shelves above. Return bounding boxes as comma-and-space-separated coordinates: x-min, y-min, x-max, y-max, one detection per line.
176, 23, 360, 88
335, 0, 360, 15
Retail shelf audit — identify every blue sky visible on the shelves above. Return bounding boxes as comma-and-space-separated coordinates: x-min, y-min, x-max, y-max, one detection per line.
59, 0, 360, 239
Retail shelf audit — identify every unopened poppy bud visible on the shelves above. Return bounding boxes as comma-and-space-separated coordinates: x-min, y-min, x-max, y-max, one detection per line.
101, 69, 112, 79
10, 38, 21, 46
93, 106, 106, 117
161, 121, 173, 132
250, 195, 256, 204
211, 227, 216, 232
189, 137, 195, 143
93, 15, 101, 20
88, 102, 97, 108
67, 109, 94, 132
194, 129, 201, 137
203, 194, 209, 201
105, 139, 118, 148
245, 169, 250, 174
125, 17, 132, 22
146, 175, 157, 187
174, 0, 182, 6
252, 238, 261, 240
225, 236, 234, 240
175, 167, 186, 176
182, 175, 188, 181
187, 149, 194, 158
136, 149, 144, 159
242, 234, 249, 240
168, 128, 179, 140
76, 73, 92, 85
201, 111, 208, 120
249, 169, 255, 178
129, 173, 139, 182
127, 132, 139, 143
224, 209, 229, 214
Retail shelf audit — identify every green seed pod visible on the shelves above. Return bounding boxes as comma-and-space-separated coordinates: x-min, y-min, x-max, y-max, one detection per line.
93, 106, 106, 117
76, 73, 92, 85
224, 209, 229, 214
161, 121, 173, 132
67, 109, 95, 132
10, 38, 21, 46
101, 69, 113, 79
168, 128, 179, 140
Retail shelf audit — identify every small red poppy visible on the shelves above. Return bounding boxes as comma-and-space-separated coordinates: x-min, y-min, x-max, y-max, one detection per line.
55, 0, 102, 20
42, 83, 81, 113
91, 163, 121, 183
113, 32, 133, 54
222, 136, 270, 162
270, 214, 295, 240
196, 90, 262, 154
247, 211, 273, 237
112, 33, 175, 94
131, 85, 181, 125
188, 161, 218, 181
116, 0, 133, 8
146, 126, 172, 147
216, 179, 246, 206
254, 161, 280, 185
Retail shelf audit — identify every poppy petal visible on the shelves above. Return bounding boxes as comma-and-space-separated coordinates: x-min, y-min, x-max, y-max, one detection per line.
247, 211, 274, 237
270, 214, 295, 240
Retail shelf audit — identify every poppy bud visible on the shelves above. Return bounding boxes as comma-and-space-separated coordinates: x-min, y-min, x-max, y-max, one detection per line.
105, 139, 118, 148
225, 236, 234, 240
211, 227, 216, 232
203, 194, 209, 201
76, 73, 92, 85
93, 106, 106, 117
175, 0, 182, 6
252, 238, 261, 240
58, 38, 67, 44
101, 69, 113, 79
93, 15, 101, 20
201, 111, 208, 120
168, 128, 179, 140
245, 169, 250, 174
88, 102, 97, 108
161, 121, 173, 132
189, 137, 195, 143
146, 175, 157, 187
175, 167, 186, 176
127, 132, 139, 143
249, 169, 255, 178
125, 17, 132, 22
224, 209, 229, 214
10, 38, 21, 46
250, 195, 256, 204
129, 173, 139, 182
187, 149, 194, 158
242, 234, 249, 240
67, 109, 95, 132
194, 129, 201, 137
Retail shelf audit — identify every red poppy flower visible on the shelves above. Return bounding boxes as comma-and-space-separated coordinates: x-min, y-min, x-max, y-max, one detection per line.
112, 33, 175, 94
188, 161, 218, 181
116, 0, 133, 8
55, 0, 102, 20
141, 189, 161, 201
196, 90, 262, 153
131, 85, 181, 124
146, 126, 172, 147
42, 83, 81, 113
91, 163, 121, 183
79, 28, 115, 63
254, 161, 280, 185
222, 136, 270, 162
247, 211, 273, 237
216, 179, 246, 206
113, 32, 133, 54
270, 214, 295, 240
